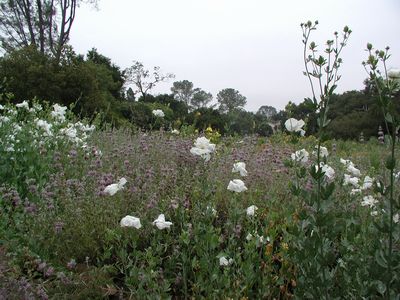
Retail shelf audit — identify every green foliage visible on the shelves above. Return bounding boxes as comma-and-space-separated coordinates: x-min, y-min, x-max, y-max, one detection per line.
0, 46, 126, 122
217, 88, 247, 113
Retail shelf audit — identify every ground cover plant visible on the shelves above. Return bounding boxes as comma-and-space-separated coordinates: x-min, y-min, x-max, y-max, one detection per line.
0, 21, 400, 299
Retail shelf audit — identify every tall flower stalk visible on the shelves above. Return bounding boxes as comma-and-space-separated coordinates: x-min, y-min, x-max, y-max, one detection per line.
363, 45, 399, 298
289, 21, 351, 298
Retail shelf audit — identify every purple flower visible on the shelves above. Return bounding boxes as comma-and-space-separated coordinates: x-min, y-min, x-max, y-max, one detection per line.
45, 267, 55, 277
54, 222, 64, 234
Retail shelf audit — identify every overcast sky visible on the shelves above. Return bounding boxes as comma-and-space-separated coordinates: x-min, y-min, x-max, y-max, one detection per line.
70, 0, 400, 111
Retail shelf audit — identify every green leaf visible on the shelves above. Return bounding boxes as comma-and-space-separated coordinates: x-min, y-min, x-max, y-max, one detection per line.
374, 249, 387, 268
385, 112, 394, 123
373, 280, 387, 295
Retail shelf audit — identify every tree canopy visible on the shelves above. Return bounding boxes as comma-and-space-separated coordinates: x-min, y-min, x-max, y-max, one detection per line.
217, 88, 247, 113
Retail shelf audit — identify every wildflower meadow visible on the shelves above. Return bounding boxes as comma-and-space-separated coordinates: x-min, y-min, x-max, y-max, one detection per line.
1, 21, 400, 299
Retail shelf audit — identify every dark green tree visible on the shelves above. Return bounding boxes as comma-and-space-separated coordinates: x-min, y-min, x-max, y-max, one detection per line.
217, 88, 247, 113
191, 89, 213, 110
171, 80, 195, 106
256, 105, 277, 120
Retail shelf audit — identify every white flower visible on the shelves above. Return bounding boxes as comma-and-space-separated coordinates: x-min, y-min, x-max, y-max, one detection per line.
343, 174, 360, 188
153, 214, 173, 230
315, 163, 335, 179
104, 177, 127, 196
361, 195, 378, 208
340, 158, 354, 167
246, 233, 253, 241
61, 126, 77, 139
219, 256, 233, 267
361, 176, 374, 190
291, 149, 309, 164
152, 109, 165, 117
299, 129, 305, 137
120, 215, 142, 229
370, 210, 378, 216
284, 118, 305, 132
347, 164, 361, 177
246, 205, 258, 217
0, 104, 4, 110
190, 136, 216, 162
16, 100, 29, 109
36, 119, 52, 136
232, 162, 248, 176
388, 68, 400, 79
171, 129, 180, 134
51, 104, 67, 121
313, 146, 329, 158
323, 165, 335, 179
393, 213, 399, 224
227, 179, 248, 193
0, 116, 10, 123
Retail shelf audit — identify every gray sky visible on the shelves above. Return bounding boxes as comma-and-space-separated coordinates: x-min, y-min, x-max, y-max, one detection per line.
70, 0, 400, 111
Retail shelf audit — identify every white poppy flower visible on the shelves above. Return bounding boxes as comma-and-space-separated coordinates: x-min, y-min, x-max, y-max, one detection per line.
153, 214, 173, 230
152, 109, 165, 117
291, 149, 309, 164
322, 165, 335, 179
51, 104, 67, 121
232, 162, 248, 176
246, 205, 258, 217
36, 119, 53, 136
361, 176, 374, 190
227, 179, 248, 193
104, 177, 128, 196
361, 195, 378, 208
340, 158, 354, 167
219, 256, 233, 266
190, 136, 216, 162
120, 215, 142, 229
284, 118, 305, 132
315, 163, 335, 179
16, 101, 29, 109
388, 68, 400, 79
343, 174, 360, 188
313, 146, 328, 158
347, 164, 361, 177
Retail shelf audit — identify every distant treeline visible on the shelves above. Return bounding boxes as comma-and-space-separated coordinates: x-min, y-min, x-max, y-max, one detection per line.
0, 46, 398, 139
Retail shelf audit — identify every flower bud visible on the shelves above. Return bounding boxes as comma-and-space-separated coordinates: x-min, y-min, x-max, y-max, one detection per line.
367, 43, 373, 50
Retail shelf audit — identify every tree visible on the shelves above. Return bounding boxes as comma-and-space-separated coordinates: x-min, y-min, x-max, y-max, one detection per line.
217, 88, 246, 113
124, 61, 175, 102
0, 0, 97, 63
86, 48, 125, 99
256, 105, 277, 120
191, 89, 212, 110
171, 80, 194, 106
